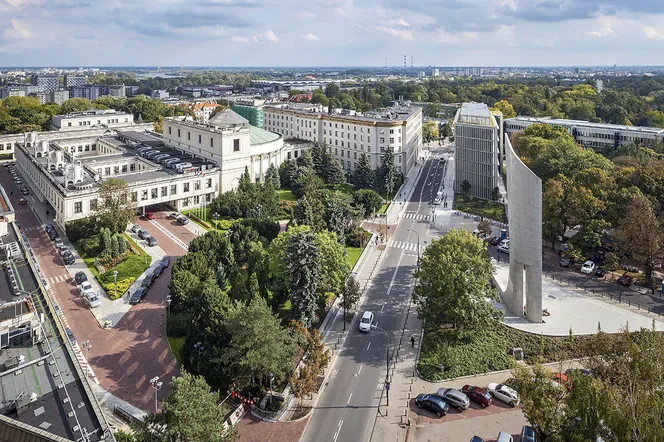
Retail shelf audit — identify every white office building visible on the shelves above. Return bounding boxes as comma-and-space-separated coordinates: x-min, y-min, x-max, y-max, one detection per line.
454, 102, 502, 200
263, 104, 422, 174
504, 116, 664, 151
51, 110, 135, 131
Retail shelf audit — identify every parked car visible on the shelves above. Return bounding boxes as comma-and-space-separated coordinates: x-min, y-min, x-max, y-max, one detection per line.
618, 273, 634, 286
161, 255, 171, 267
65, 327, 76, 344
152, 265, 165, 278
498, 244, 510, 254
63, 253, 75, 265
129, 287, 148, 305
169, 212, 182, 220
489, 236, 501, 246
176, 216, 190, 225
20, 189, 29, 195
496, 431, 514, 442
461, 385, 493, 408
138, 229, 149, 240
559, 256, 572, 267
520, 426, 537, 442
469, 437, 485, 442
18, 198, 27, 205
74, 271, 88, 285
80, 281, 93, 293
580, 260, 596, 274
359, 311, 374, 332
487, 383, 520, 407
142, 273, 156, 288
57, 245, 70, 256
433, 197, 441, 205
131, 224, 141, 233
565, 368, 592, 377
144, 212, 155, 220
146, 236, 158, 247
54, 238, 64, 248
47, 229, 59, 240
84, 291, 101, 308
595, 267, 607, 278
414, 393, 449, 417
436, 387, 470, 411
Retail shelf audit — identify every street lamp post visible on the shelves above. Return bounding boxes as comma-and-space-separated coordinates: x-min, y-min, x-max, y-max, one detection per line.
150, 376, 162, 413
408, 229, 421, 268
82, 340, 91, 377
112, 270, 118, 300
268, 372, 274, 404
212, 212, 220, 231
386, 345, 393, 406
194, 341, 204, 374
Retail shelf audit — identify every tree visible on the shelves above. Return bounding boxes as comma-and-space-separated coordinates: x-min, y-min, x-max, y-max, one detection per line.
279, 159, 299, 190
491, 100, 516, 118
117, 234, 127, 255
110, 234, 119, 258
422, 121, 439, 143
491, 186, 501, 202
377, 147, 398, 198
353, 188, 383, 217
267, 225, 311, 310
616, 195, 664, 291
265, 163, 281, 190
135, 371, 238, 442
286, 231, 320, 327
341, 274, 361, 311
323, 155, 345, 185
460, 179, 472, 200
325, 83, 340, 98
60, 98, 93, 114
352, 153, 375, 190
413, 229, 496, 330
290, 362, 317, 405
322, 190, 354, 240
440, 122, 453, 140
314, 230, 349, 306
513, 363, 569, 441
101, 227, 112, 252
477, 219, 492, 237
96, 178, 136, 233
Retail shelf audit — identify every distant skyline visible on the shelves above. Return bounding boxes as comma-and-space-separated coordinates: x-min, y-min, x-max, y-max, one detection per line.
1, 0, 664, 67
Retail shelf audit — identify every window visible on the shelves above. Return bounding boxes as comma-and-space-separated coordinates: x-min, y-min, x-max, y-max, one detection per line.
161, 186, 168, 197
90, 199, 98, 211
169, 127, 172, 135
150, 188, 157, 199
130, 164, 136, 172
184, 182, 190, 192
199, 134, 202, 144
122, 165, 128, 173
74, 202, 82, 214
177, 129, 181, 137
131, 192, 138, 202
233, 139, 240, 152
114, 166, 120, 174
195, 180, 201, 191
171, 184, 177, 195
389, 129, 394, 134
68, 122, 72, 127
368, 136, 371, 142
188, 132, 191, 141
141, 190, 148, 201
105, 167, 111, 175
206, 178, 212, 188
183, 198, 189, 207
210, 138, 214, 147
389, 137, 394, 144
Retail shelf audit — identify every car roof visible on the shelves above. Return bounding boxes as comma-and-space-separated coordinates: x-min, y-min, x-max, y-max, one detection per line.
423, 394, 447, 406
583, 261, 594, 265
362, 311, 373, 318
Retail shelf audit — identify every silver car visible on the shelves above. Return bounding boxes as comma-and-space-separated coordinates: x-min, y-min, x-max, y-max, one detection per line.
436, 387, 470, 411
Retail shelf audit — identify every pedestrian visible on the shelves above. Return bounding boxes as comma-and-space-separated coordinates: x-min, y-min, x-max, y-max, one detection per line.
46, 210, 49, 216
497, 255, 500, 263
411, 336, 415, 348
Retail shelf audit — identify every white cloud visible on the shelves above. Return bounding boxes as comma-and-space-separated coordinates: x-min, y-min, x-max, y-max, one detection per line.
644, 26, 664, 39
232, 36, 249, 44
334, 7, 345, 16
252, 29, 279, 43
376, 25, 414, 40
385, 18, 410, 28
296, 11, 317, 20
303, 33, 319, 41
3, 19, 31, 41
586, 16, 616, 37
432, 29, 478, 44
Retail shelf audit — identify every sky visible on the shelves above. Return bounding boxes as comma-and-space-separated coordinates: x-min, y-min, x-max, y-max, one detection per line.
1, 0, 664, 67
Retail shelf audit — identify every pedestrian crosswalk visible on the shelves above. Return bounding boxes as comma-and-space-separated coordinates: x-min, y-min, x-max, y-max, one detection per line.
47, 273, 70, 284
403, 212, 430, 221
20, 225, 42, 232
388, 240, 419, 252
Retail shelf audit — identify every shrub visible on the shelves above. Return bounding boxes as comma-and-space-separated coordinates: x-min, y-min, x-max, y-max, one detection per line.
99, 277, 134, 300
167, 312, 193, 337
345, 227, 371, 248
216, 219, 234, 230
66, 217, 98, 242
77, 234, 101, 257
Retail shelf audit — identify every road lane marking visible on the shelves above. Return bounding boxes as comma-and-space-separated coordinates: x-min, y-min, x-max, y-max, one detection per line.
333, 420, 343, 442
347, 393, 352, 404
380, 303, 385, 311
366, 342, 371, 350
357, 365, 362, 376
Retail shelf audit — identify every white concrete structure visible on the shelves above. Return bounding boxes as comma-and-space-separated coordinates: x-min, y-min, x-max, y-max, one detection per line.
453, 103, 501, 200
152, 90, 169, 100
51, 110, 134, 131
505, 116, 664, 150
503, 134, 543, 323
263, 104, 422, 174
0, 185, 15, 237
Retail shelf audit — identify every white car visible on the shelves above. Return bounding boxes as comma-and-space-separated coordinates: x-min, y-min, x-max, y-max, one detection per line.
84, 291, 101, 308
433, 197, 441, 205
359, 311, 374, 332
498, 244, 510, 254
497, 431, 514, 442
487, 383, 520, 407
581, 261, 596, 274
80, 281, 93, 293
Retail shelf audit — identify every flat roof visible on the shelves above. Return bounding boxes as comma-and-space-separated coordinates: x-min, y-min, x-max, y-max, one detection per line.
456, 102, 496, 127
264, 105, 421, 124
507, 116, 664, 134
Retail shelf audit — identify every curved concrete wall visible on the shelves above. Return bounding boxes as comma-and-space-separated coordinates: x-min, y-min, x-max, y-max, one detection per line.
505, 135, 543, 323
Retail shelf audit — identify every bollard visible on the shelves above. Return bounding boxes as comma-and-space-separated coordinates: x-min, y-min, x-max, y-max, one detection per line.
404, 408, 408, 416
411, 377, 414, 384
409, 384, 412, 391
408, 392, 411, 399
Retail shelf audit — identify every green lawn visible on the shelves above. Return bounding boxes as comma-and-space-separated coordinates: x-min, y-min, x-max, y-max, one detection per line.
168, 336, 185, 365
346, 246, 364, 270
453, 196, 506, 222
276, 189, 297, 201
97, 254, 152, 299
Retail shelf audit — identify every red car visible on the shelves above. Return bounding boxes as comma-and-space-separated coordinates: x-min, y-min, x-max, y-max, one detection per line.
144, 212, 155, 220
461, 385, 492, 408
617, 273, 634, 286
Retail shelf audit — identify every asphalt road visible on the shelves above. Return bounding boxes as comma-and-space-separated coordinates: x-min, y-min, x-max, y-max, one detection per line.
300, 152, 448, 442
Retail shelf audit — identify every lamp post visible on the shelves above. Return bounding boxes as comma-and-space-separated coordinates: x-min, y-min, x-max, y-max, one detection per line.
408, 229, 421, 268
82, 340, 91, 377
112, 270, 118, 300
194, 341, 204, 374
150, 376, 162, 413
166, 294, 171, 316
386, 344, 394, 406
268, 372, 274, 404
212, 212, 220, 231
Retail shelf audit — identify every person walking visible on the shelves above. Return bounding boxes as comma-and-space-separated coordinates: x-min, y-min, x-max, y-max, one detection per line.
411, 336, 415, 348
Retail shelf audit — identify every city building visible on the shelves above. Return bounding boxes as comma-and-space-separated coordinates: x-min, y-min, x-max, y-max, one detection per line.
63, 74, 86, 88
70, 85, 102, 101
191, 102, 219, 123
453, 102, 502, 200
263, 104, 423, 174
152, 90, 169, 100
50, 89, 70, 105
0, 87, 26, 98
51, 110, 135, 131
108, 84, 126, 98
126, 85, 140, 95
504, 116, 664, 151
31, 75, 59, 92
232, 102, 265, 128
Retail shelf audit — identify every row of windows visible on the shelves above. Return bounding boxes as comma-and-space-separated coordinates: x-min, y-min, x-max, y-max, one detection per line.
167, 126, 241, 152
0, 143, 15, 151
66, 144, 96, 153
97, 163, 136, 175
74, 186, 214, 214
67, 118, 127, 127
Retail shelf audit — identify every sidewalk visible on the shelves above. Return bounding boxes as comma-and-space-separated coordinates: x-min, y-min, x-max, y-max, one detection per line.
385, 151, 430, 226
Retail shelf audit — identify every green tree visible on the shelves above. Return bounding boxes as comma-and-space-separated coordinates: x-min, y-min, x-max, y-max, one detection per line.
440, 122, 453, 140
135, 371, 238, 442
460, 179, 472, 199
413, 229, 495, 330
117, 234, 127, 255
325, 83, 340, 98
477, 219, 492, 237
290, 362, 317, 405
352, 188, 383, 217
322, 190, 354, 240
101, 227, 112, 252
323, 155, 345, 185
279, 159, 299, 189
110, 234, 119, 258
96, 178, 136, 233
60, 98, 93, 114
265, 163, 281, 190
287, 231, 320, 327
377, 147, 398, 198
616, 195, 664, 291
314, 230, 349, 306
491, 100, 517, 118
267, 225, 311, 310
422, 121, 439, 143
352, 153, 375, 190
341, 274, 361, 311
491, 186, 501, 202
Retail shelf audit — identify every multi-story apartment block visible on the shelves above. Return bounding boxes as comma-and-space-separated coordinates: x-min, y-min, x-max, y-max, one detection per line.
0, 87, 27, 98
51, 110, 135, 131
152, 90, 169, 100
191, 102, 219, 123
50, 89, 70, 105
454, 102, 501, 200
31, 75, 60, 92
263, 104, 422, 174
232, 102, 265, 128
108, 84, 126, 98
504, 116, 664, 151
63, 74, 86, 88
70, 85, 102, 101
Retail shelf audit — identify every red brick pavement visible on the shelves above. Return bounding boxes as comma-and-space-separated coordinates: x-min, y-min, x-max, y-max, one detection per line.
236, 414, 310, 442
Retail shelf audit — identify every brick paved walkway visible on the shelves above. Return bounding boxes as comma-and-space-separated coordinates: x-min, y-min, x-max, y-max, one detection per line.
236, 414, 310, 442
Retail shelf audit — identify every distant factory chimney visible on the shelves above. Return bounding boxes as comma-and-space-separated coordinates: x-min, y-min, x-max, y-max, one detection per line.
403, 55, 406, 68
